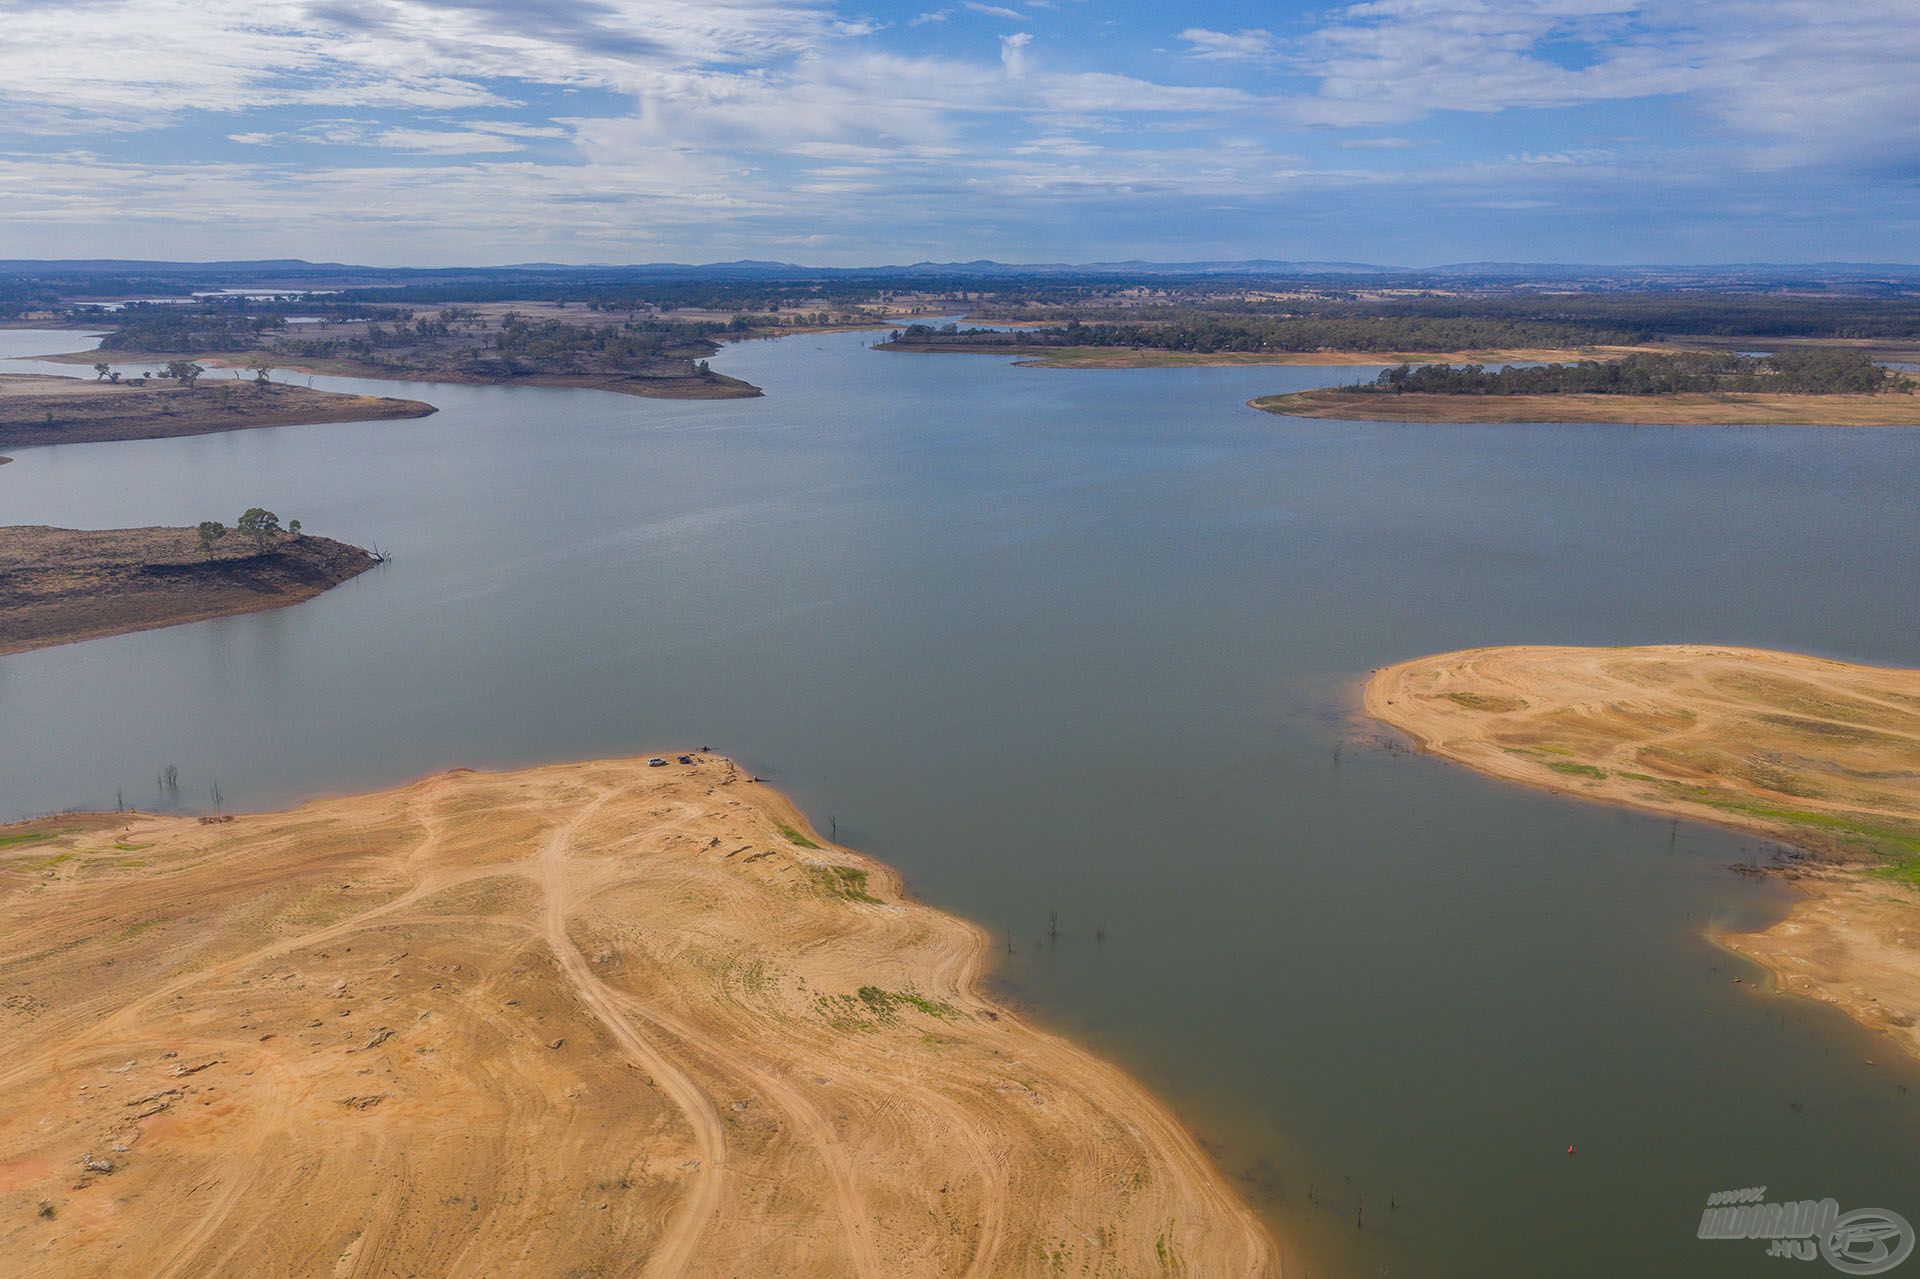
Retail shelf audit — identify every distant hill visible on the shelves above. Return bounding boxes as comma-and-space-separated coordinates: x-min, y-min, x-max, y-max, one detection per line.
4, 257, 1918, 292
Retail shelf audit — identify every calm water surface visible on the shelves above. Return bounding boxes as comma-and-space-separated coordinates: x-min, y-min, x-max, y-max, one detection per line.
3, 327, 1918, 1276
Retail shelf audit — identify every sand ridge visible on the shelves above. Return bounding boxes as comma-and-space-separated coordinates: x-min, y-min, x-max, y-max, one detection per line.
1364, 644, 1920, 1060
0, 755, 1277, 1277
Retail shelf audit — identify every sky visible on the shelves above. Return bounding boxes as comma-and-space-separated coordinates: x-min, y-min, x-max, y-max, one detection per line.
2, 0, 1917, 266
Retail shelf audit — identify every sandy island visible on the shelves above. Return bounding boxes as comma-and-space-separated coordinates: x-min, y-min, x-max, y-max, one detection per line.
1252, 387, 1920, 426
1365, 645, 1920, 1061
0, 374, 436, 450
0, 756, 1277, 1277
0, 525, 380, 655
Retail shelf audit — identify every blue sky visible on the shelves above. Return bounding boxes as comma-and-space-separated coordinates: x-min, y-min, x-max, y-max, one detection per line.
2, 0, 1915, 265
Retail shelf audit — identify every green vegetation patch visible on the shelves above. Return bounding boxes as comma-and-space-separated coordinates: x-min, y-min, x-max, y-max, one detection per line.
0, 828, 70, 849
857, 986, 959, 1019
777, 822, 820, 850
1874, 858, 1920, 886
1444, 691, 1527, 713
807, 862, 881, 904
1657, 784, 1920, 862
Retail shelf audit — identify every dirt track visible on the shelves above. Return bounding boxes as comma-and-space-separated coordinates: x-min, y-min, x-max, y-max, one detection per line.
0, 756, 1277, 1277
1364, 644, 1920, 1061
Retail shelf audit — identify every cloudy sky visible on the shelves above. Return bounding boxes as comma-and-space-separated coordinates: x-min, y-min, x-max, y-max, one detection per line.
3, 0, 1915, 265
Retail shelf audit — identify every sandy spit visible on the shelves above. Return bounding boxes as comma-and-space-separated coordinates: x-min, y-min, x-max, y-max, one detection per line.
0, 755, 1278, 1277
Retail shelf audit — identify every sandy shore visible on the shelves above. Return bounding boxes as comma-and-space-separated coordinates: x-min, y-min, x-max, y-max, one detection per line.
0, 756, 1277, 1277
1252, 387, 1920, 425
0, 374, 436, 449
1364, 645, 1920, 1061
0, 525, 379, 655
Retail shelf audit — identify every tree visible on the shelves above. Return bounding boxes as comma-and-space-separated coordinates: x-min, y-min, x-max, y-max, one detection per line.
287, 519, 302, 538
196, 520, 226, 558
236, 507, 281, 549
93, 362, 110, 380
252, 363, 274, 385
163, 360, 204, 387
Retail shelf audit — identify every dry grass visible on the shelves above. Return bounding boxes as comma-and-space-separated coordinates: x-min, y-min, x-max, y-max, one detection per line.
0, 525, 377, 656
0, 374, 435, 449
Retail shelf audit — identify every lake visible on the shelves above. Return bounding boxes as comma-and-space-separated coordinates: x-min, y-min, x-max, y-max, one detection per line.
3, 326, 1918, 1275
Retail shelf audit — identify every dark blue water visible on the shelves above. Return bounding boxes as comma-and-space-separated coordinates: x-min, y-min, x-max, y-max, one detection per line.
4, 327, 1918, 1275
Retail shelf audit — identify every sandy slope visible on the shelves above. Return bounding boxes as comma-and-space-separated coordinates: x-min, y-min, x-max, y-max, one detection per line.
0, 756, 1276, 1277
1364, 645, 1920, 1060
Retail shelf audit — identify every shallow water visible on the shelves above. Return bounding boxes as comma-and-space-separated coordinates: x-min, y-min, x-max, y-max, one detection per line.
3, 326, 1918, 1275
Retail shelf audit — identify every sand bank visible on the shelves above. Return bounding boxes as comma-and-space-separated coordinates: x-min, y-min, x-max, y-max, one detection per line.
0, 756, 1277, 1277
1253, 387, 1920, 425
1365, 645, 1920, 1061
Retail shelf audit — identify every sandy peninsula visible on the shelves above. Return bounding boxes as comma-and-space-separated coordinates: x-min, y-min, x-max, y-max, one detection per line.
0, 374, 436, 449
0, 525, 379, 655
0, 756, 1277, 1277
1252, 387, 1920, 426
1365, 645, 1920, 1060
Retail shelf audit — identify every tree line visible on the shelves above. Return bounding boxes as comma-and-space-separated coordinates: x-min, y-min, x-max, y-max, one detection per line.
1354, 350, 1911, 396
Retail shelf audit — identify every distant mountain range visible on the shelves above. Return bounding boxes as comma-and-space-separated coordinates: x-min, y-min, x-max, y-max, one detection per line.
4, 257, 1918, 286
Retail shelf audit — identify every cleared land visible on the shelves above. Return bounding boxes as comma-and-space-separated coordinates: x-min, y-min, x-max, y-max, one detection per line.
0, 374, 435, 449
1365, 645, 1920, 1060
0, 525, 378, 655
0, 757, 1277, 1277
1252, 388, 1920, 425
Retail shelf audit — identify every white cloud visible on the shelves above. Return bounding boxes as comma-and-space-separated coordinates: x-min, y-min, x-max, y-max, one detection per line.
0, 0, 1915, 261
1000, 32, 1033, 76
1177, 28, 1278, 63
